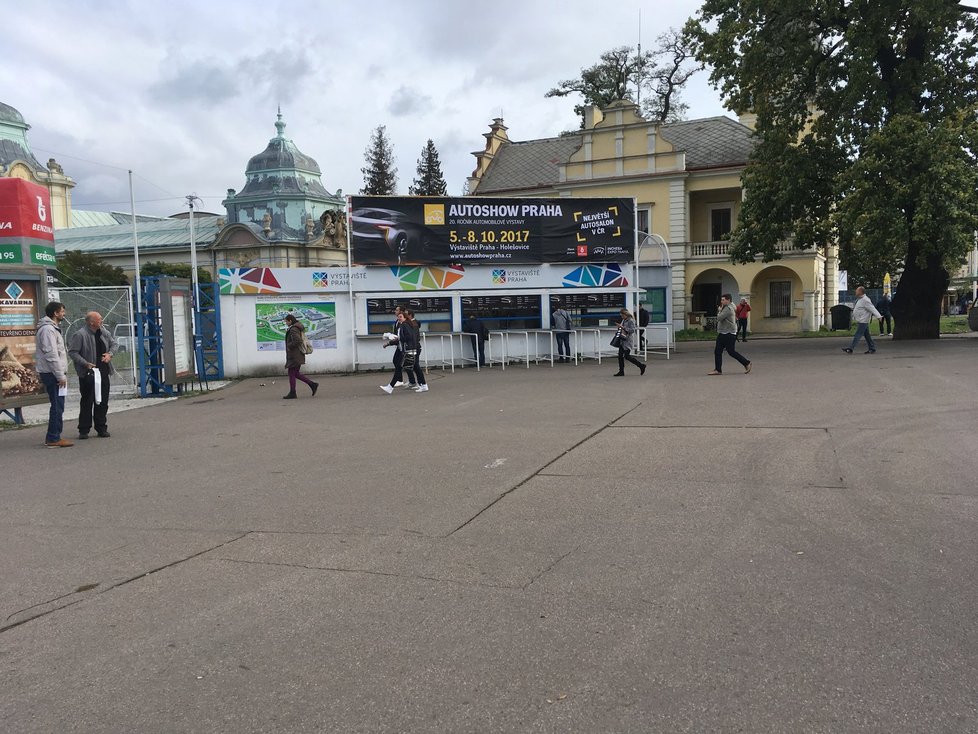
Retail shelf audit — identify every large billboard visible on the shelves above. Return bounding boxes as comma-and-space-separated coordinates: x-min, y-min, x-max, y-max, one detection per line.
349, 196, 635, 266
255, 297, 337, 351
0, 179, 57, 269
0, 274, 45, 404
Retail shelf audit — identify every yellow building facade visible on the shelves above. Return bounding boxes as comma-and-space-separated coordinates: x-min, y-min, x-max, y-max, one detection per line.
468, 101, 838, 333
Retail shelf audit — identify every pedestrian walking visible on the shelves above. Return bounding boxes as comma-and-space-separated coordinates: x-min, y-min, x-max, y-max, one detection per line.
612, 308, 646, 377
638, 304, 650, 349
282, 314, 318, 399
735, 298, 751, 342
67, 310, 117, 439
34, 301, 73, 447
844, 286, 882, 354
388, 305, 416, 388
876, 293, 892, 335
551, 301, 573, 362
381, 310, 427, 393
709, 294, 752, 375
404, 309, 428, 392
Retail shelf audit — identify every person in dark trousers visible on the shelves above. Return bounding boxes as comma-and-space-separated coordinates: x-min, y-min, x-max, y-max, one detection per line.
709, 294, 752, 375
735, 298, 751, 342
462, 314, 488, 367
613, 308, 646, 377
382, 310, 427, 392
404, 309, 428, 392
282, 314, 318, 399
638, 305, 650, 350
551, 302, 573, 362
388, 305, 415, 389
34, 301, 73, 447
844, 286, 882, 354
67, 310, 117, 438
876, 293, 892, 335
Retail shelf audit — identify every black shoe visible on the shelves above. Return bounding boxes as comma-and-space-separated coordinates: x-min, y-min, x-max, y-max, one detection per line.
96, 430, 110, 438
310, 382, 319, 396
283, 392, 297, 399
613, 372, 625, 377
78, 433, 89, 440
639, 363, 646, 375
865, 350, 876, 354
842, 348, 853, 354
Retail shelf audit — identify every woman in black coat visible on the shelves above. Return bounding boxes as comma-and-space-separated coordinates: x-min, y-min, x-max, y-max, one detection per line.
283, 314, 318, 399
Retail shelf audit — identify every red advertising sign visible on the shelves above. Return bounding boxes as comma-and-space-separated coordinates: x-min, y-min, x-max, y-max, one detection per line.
0, 178, 55, 241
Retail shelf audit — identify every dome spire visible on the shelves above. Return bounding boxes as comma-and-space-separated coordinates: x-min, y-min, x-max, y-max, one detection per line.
274, 106, 286, 139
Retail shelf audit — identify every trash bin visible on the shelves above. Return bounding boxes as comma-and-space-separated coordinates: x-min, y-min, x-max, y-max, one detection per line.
830, 304, 852, 331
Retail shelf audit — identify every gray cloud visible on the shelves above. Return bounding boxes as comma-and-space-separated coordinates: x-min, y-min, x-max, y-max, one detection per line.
388, 86, 432, 117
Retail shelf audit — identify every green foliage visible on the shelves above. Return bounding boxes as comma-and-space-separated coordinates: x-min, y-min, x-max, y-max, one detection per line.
140, 261, 212, 283
409, 139, 448, 196
360, 125, 398, 195
546, 35, 699, 127
56, 250, 129, 287
687, 0, 978, 338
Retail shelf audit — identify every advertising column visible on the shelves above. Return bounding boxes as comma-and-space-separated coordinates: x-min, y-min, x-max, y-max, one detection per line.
0, 178, 55, 409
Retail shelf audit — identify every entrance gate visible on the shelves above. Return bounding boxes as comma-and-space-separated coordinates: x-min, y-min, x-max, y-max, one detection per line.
58, 286, 137, 393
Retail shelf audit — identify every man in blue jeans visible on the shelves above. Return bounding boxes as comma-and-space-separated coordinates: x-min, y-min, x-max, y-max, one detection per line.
34, 301, 73, 447
844, 286, 882, 354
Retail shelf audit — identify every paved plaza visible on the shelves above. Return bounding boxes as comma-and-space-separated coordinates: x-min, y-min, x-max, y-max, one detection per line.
2, 336, 976, 733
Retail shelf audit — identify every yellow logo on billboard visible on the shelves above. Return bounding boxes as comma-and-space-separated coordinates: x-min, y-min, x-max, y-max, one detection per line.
424, 204, 445, 226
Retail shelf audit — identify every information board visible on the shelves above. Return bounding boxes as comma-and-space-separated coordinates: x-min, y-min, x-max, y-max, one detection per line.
350, 196, 635, 266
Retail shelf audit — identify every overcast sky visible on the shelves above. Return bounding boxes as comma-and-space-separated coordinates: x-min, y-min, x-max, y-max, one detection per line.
4, 0, 730, 218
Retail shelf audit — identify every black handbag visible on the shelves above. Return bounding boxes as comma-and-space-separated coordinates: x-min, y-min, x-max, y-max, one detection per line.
610, 329, 623, 349
402, 349, 417, 369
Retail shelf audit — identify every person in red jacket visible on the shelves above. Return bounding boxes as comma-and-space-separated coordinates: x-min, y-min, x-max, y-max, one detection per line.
735, 298, 751, 342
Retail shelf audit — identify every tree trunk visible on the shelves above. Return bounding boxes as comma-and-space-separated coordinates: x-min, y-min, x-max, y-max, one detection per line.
890, 253, 948, 339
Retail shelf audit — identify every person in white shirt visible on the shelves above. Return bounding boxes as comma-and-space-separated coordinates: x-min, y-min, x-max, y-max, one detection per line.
843, 286, 882, 354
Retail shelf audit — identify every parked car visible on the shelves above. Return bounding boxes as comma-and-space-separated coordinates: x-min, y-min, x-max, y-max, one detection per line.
113, 322, 136, 352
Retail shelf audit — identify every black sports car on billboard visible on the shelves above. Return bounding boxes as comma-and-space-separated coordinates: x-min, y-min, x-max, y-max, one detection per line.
350, 207, 438, 264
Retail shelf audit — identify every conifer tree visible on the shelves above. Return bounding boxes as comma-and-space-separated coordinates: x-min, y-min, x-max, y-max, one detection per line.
360, 125, 398, 195
408, 139, 449, 196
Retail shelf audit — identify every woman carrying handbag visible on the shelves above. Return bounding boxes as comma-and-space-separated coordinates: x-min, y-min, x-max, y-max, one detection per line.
283, 314, 319, 399
612, 308, 646, 377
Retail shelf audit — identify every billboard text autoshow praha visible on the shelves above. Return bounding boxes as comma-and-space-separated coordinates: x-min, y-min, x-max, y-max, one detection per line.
349, 196, 635, 266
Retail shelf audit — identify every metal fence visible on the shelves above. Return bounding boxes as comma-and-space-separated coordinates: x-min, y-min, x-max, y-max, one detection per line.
57, 286, 137, 393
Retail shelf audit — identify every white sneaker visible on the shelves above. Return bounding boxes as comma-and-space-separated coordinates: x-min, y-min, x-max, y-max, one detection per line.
415, 384, 428, 392
402, 383, 416, 389
380, 384, 394, 394
393, 381, 406, 388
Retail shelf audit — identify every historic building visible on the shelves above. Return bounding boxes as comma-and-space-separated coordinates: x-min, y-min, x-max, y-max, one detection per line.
210, 111, 347, 270
54, 111, 348, 275
0, 101, 74, 229
468, 101, 839, 333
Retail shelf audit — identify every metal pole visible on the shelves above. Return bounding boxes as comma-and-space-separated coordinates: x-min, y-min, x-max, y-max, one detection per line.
972, 231, 977, 302
187, 195, 201, 378
128, 170, 143, 394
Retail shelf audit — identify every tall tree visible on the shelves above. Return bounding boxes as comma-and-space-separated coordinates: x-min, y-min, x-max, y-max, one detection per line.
546, 35, 699, 127
409, 139, 448, 196
55, 251, 129, 287
688, 1, 978, 339
641, 29, 701, 123
360, 125, 398, 195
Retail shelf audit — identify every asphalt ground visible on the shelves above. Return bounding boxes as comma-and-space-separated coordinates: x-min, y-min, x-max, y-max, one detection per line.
2, 336, 976, 733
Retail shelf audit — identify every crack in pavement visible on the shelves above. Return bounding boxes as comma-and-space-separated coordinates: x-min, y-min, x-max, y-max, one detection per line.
218, 557, 522, 591
448, 403, 644, 536
0, 532, 251, 636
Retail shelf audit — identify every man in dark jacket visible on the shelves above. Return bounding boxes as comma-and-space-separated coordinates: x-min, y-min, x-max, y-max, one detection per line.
67, 311, 117, 438
462, 315, 489, 367
876, 293, 892, 336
